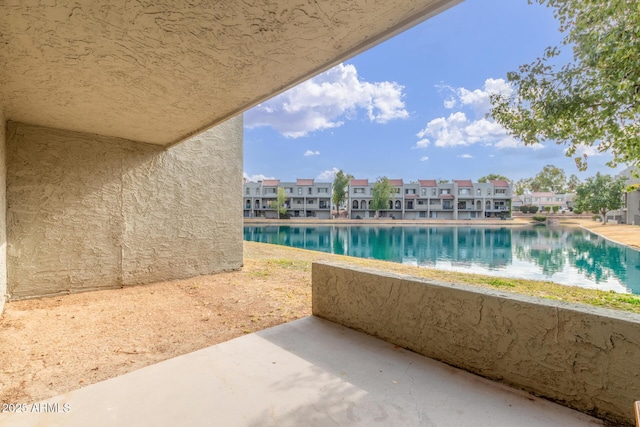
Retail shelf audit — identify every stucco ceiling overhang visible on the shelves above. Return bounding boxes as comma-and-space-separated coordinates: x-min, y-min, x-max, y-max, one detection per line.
0, 0, 461, 146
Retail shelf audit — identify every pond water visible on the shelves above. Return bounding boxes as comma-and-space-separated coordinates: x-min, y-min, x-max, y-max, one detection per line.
244, 224, 640, 294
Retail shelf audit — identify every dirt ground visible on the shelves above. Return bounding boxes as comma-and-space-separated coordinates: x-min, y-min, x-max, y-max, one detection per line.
1, 218, 638, 406
0, 242, 317, 405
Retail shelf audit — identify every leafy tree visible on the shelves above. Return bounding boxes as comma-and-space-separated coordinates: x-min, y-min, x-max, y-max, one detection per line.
478, 174, 509, 183
371, 177, 392, 218
552, 206, 559, 213
529, 206, 539, 214
437, 179, 450, 184
271, 187, 287, 218
490, 1, 640, 170
574, 173, 627, 224
566, 174, 581, 193
530, 165, 567, 193
520, 205, 529, 214
332, 170, 353, 216
514, 178, 532, 195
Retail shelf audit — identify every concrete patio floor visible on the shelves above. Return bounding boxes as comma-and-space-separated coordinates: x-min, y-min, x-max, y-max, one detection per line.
1, 316, 602, 427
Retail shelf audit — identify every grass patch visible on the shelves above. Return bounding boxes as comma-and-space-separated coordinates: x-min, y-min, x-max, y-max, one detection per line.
245, 241, 640, 315
487, 279, 515, 288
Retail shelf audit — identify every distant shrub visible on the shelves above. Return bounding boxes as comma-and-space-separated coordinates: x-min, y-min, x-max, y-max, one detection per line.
520, 205, 529, 213
552, 206, 559, 213
544, 206, 551, 213
529, 206, 539, 214
532, 215, 547, 222
573, 208, 583, 214
592, 214, 601, 221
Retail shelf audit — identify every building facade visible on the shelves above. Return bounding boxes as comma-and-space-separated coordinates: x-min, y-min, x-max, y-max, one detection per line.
348, 179, 512, 220
244, 179, 332, 219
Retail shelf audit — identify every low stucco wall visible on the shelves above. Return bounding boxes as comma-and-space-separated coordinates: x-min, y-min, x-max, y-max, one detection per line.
6, 118, 243, 299
312, 262, 640, 425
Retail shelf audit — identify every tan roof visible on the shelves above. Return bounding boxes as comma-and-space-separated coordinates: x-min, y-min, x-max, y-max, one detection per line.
296, 179, 314, 186
419, 180, 437, 187
454, 180, 473, 187
439, 194, 455, 199
262, 180, 280, 187
350, 179, 369, 186
388, 179, 403, 186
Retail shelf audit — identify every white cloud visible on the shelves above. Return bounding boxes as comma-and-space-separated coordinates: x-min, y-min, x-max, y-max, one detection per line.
566, 144, 605, 157
458, 153, 473, 159
414, 138, 430, 149
420, 156, 429, 162
243, 172, 275, 182
416, 78, 538, 150
245, 63, 409, 138
443, 98, 456, 109
316, 167, 339, 181
304, 150, 320, 156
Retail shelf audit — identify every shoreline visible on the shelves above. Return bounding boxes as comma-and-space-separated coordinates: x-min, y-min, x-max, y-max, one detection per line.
244, 216, 640, 250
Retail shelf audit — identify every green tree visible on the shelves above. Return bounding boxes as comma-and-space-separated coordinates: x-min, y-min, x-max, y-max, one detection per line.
530, 165, 567, 193
490, 1, 640, 170
478, 174, 509, 183
437, 179, 450, 184
566, 174, 581, 193
270, 187, 288, 218
332, 170, 353, 217
514, 178, 532, 195
574, 173, 627, 224
371, 177, 392, 218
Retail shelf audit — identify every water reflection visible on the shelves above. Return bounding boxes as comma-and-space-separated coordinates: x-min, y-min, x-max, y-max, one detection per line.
244, 225, 640, 294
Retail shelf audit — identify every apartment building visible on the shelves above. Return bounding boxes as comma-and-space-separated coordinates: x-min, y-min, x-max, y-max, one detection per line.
512, 192, 575, 211
244, 179, 332, 219
348, 179, 512, 220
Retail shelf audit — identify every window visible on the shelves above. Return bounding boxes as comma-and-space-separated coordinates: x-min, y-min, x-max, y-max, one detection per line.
419, 211, 426, 218
318, 187, 328, 194
429, 199, 440, 205
406, 189, 416, 195
308, 188, 312, 195
308, 199, 315, 204
496, 189, 506, 194
477, 189, 481, 196
432, 188, 436, 196
245, 188, 250, 195
255, 188, 260, 195
440, 189, 450, 195
298, 188, 302, 195
487, 189, 492, 196
459, 189, 470, 195
418, 200, 424, 205
285, 187, 293, 194
421, 188, 426, 195
354, 188, 365, 194
406, 201, 414, 209
265, 188, 276, 194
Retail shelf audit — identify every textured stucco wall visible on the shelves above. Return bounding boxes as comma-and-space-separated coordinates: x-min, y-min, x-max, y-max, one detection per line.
312, 262, 640, 425
0, 109, 6, 314
6, 118, 242, 299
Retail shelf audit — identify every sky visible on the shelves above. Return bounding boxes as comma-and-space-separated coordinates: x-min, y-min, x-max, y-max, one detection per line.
243, 0, 625, 184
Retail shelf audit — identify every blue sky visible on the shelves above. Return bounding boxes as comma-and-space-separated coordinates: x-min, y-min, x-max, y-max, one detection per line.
243, 0, 624, 184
